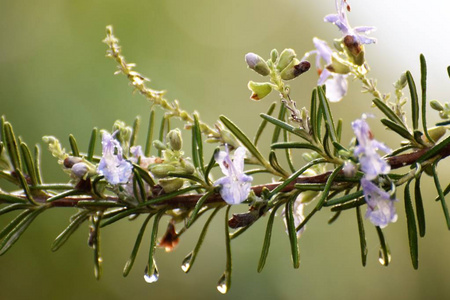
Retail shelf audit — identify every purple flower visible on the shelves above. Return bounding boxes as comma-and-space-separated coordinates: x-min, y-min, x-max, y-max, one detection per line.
352, 115, 391, 180
214, 146, 253, 205
361, 178, 397, 228
98, 131, 133, 185
324, 0, 376, 45
304, 38, 348, 102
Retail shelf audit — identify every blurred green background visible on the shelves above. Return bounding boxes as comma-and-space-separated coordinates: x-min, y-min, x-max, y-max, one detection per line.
1, 0, 450, 299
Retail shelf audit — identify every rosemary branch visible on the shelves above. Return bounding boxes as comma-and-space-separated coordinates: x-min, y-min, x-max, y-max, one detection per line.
8, 144, 448, 208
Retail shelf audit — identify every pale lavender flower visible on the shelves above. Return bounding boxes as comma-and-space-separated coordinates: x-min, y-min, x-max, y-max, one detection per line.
361, 178, 397, 228
98, 131, 132, 185
282, 193, 310, 238
352, 115, 391, 180
324, 0, 376, 44
304, 38, 348, 102
214, 146, 253, 205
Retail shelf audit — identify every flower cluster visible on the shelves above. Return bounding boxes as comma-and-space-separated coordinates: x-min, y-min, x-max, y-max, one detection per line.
305, 0, 376, 102
352, 115, 397, 228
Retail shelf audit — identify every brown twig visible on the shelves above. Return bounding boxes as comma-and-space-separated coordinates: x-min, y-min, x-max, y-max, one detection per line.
30, 143, 449, 208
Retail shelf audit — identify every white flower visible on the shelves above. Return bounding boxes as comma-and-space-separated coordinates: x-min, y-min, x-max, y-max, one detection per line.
214, 146, 253, 205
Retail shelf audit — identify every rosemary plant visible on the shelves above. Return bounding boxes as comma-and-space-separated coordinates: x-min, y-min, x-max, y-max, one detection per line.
0, 0, 449, 295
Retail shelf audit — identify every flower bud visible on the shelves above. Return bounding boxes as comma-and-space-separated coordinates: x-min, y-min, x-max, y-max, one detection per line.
245, 53, 270, 76
167, 128, 182, 151
326, 53, 350, 74
343, 35, 364, 66
423, 126, 447, 143
64, 156, 83, 168
299, 191, 319, 204
270, 49, 278, 63
280, 59, 310, 80
72, 162, 89, 178
150, 163, 176, 178
219, 129, 240, 149
430, 100, 444, 111
113, 121, 132, 145
276, 48, 296, 72
247, 81, 273, 101
153, 140, 167, 151
181, 159, 195, 174
159, 177, 184, 193
394, 72, 407, 90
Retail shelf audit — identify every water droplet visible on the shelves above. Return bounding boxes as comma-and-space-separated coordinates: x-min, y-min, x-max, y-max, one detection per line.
378, 247, 391, 266
144, 261, 159, 283
216, 273, 229, 294
181, 252, 193, 273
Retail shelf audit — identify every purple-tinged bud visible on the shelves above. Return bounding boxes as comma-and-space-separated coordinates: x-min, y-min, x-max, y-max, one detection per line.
280, 59, 310, 80
245, 53, 270, 76
72, 162, 89, 178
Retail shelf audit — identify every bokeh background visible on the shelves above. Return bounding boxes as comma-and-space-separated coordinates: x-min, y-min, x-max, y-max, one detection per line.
1, 0, 450, 299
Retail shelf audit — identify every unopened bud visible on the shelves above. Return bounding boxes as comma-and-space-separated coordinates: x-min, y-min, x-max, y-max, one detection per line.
394, 72, 408, 90
181, 159, 195, 174
299, 191, 319, 204
343, 35, 364, 66
167, 129, 183, 151
113, 121, 132, 144
280, 59, 310, 80
150, 164, 176, 178
423, 126, 447, 143
219, 129, 240, 149
159, 177, 184, 193
247, 81, 273, 101
245, 53, 270, 76
430, 100, 444, 111
327, 53, 350, 74
64, 156, 83, 168
276, 48, 296, 71
72, 162, 89, 178
153, 140, 167, 151
270, 49, 279, 63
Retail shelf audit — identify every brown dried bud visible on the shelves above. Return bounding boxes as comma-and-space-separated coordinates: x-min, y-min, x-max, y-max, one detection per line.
158, 221, 179, 252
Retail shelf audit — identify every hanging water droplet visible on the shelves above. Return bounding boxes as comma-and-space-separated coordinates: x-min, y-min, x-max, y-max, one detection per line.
181, 252, 193, 273
144, 261, 159, 283
216, 273, 229, 294
378, 247, 391, 266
